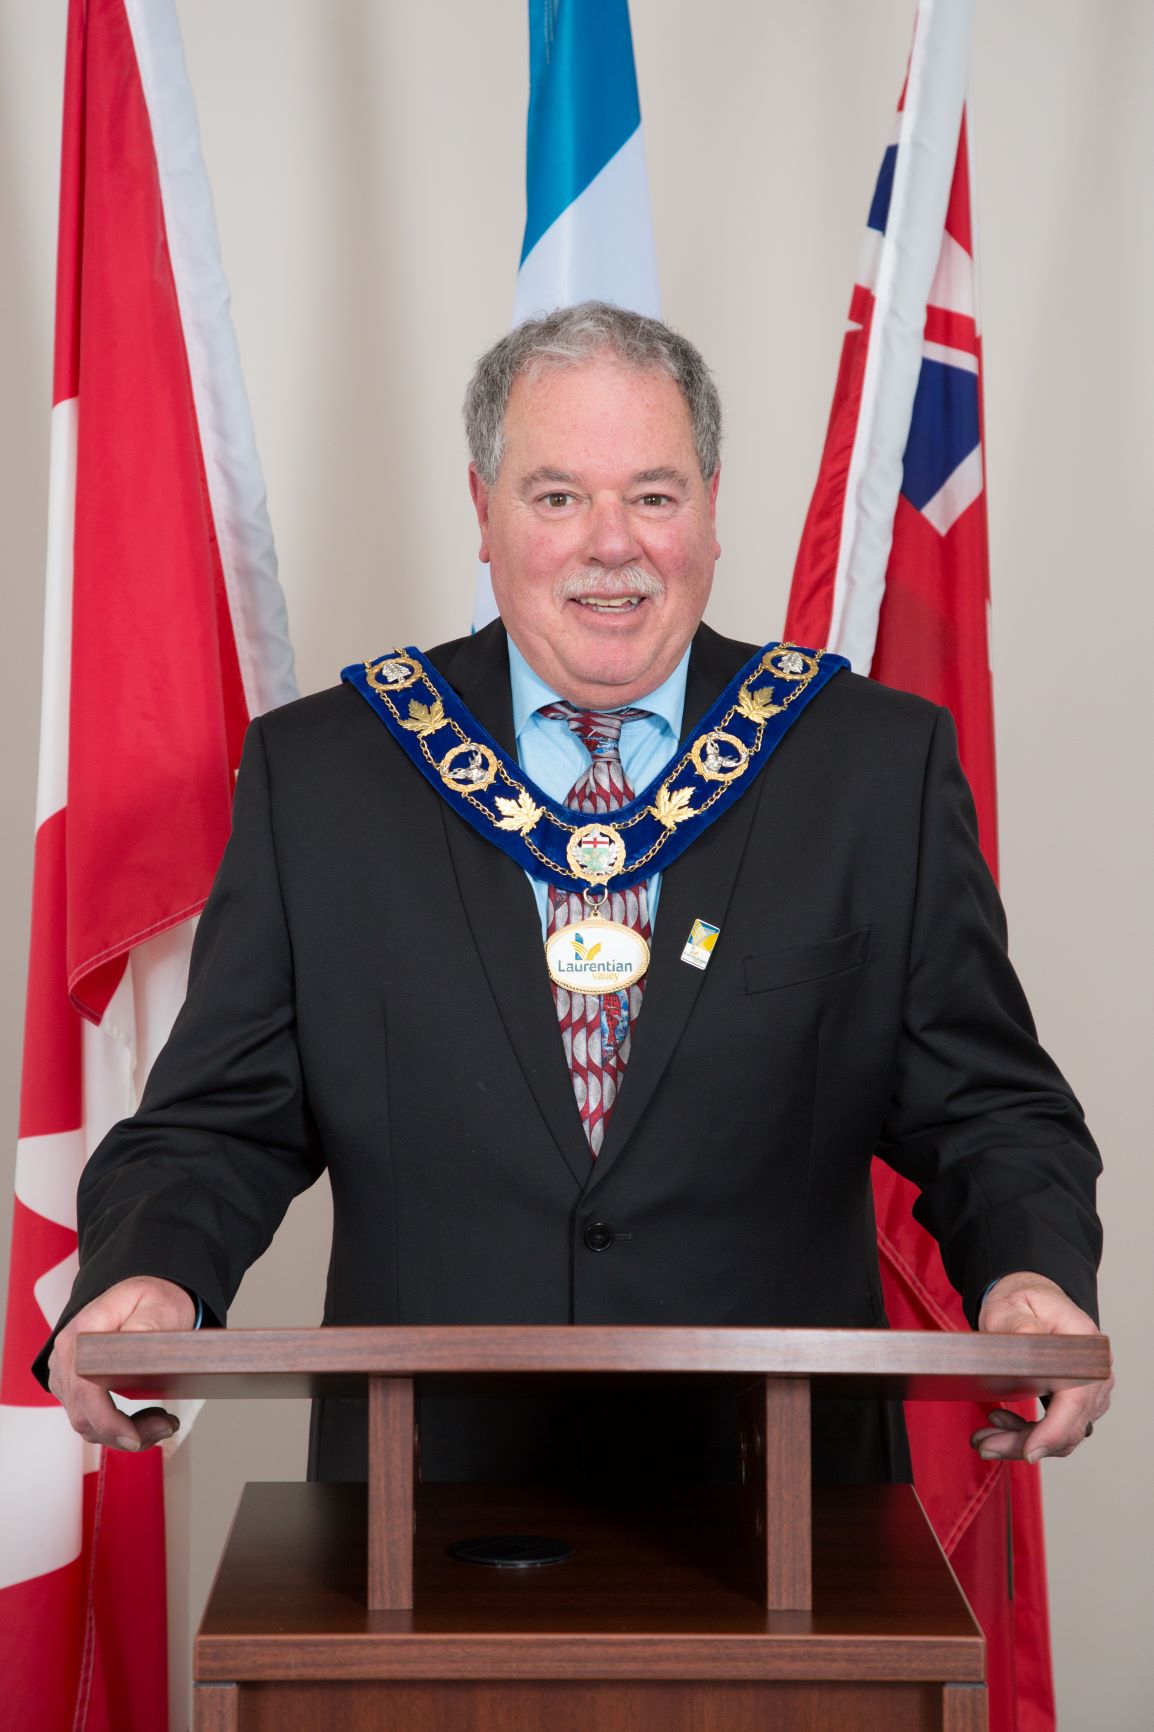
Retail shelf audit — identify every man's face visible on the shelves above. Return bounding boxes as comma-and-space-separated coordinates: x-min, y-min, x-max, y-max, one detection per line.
469, 354, 721, 707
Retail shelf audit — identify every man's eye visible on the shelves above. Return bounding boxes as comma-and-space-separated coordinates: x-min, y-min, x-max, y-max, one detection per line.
542, 492, 573, 508
639, 494, 673, 507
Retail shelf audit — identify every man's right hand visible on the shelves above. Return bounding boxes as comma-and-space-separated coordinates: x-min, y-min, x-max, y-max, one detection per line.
47, 1275, 196, 1452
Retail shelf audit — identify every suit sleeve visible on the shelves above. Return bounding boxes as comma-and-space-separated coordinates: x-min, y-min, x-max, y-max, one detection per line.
874, 705, 1103, 1327
32, 717, 325, 1388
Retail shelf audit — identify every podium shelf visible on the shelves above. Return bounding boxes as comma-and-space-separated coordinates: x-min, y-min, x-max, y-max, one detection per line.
196, 1481, 984, 1684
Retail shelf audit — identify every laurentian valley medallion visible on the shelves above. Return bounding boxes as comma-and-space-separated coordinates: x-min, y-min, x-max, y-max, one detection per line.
544, 911, 651, 995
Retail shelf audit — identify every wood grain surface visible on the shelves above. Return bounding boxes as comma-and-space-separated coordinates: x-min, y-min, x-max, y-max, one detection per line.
195, 1480, 984, 1684
224, 1678, 945, 1730
192, 1682, 238, 1732
367, 1376, 414, 1610
757, 1377, 812, 1610
943, 1682, 989, 1730
75, 1324, 1111, 1403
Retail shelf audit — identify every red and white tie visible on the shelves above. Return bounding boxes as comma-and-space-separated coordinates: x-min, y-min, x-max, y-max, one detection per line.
539, 703, 652, 1157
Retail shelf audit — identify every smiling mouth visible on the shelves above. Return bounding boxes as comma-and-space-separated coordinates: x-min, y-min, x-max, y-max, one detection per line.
572, 596, 645, 612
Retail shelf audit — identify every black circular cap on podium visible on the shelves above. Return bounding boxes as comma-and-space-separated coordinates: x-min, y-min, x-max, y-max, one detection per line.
449, 1534, 573, 1568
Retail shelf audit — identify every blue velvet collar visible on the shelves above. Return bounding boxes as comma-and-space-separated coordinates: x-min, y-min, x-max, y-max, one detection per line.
341, 640, 847, 895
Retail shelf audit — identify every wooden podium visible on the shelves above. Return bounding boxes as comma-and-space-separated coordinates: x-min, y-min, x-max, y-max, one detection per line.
77, 1326, 1109, 1732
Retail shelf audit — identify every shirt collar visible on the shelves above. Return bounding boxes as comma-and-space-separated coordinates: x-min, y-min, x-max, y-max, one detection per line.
507, 632, 690, 747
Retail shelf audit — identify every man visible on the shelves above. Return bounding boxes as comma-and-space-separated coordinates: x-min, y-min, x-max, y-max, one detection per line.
38, 302, 1111, 1481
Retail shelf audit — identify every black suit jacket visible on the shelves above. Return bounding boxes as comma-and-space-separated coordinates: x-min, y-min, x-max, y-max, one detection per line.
35, 620, 1102, 1484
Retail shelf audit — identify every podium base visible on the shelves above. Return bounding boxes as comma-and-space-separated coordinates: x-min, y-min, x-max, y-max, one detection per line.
195, 1481, 986, 1732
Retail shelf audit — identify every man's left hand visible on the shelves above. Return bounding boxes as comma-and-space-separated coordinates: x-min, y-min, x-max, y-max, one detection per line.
970, 1271, 1113, 1463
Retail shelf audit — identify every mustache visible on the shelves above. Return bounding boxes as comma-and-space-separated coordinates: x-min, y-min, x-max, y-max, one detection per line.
554, 566, 665, 604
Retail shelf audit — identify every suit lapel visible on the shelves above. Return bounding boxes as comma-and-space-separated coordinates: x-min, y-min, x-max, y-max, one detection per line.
436, 624, 592, 1188
585, 624, 761, 1194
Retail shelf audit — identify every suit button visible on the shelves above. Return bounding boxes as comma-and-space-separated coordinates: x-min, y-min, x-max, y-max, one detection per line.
583, 1222, 613, 1252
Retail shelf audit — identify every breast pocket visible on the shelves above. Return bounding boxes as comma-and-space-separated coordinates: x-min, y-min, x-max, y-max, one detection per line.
744, 926, 871, 994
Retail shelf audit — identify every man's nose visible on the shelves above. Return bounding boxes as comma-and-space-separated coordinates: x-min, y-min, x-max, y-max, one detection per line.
583, 496, 641, 567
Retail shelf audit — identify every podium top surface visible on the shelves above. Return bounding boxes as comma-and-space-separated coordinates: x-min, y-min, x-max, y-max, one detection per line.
74, 1324, 1111, 1401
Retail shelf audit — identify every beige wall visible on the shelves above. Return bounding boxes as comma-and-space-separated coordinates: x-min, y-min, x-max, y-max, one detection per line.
2, 2, 1151, 1725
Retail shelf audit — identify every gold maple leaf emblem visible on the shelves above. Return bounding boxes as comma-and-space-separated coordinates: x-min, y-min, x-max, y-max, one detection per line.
737, 686, 783, 723
650, 783, 696, 829
494, 789, 544, 834
400, 697, 446, 736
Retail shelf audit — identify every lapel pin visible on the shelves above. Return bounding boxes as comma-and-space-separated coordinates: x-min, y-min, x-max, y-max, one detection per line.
681, 918, 720, 971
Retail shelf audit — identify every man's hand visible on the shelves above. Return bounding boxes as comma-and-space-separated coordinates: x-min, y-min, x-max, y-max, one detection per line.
47, 1276, 196, 1452
971, 1270, 1113, 1464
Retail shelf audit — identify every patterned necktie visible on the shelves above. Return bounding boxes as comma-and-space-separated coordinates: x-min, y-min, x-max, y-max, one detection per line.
539, 702, 652, 1157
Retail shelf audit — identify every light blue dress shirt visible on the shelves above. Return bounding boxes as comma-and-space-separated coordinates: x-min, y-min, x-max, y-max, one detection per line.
507, 635, 690, 934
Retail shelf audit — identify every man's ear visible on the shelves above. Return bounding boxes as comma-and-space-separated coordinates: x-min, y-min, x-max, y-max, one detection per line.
708, 464, 721, 559
468, 464, 492, 563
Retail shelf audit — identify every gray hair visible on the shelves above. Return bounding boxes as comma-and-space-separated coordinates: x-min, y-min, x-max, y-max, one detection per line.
463, 300, 722, 486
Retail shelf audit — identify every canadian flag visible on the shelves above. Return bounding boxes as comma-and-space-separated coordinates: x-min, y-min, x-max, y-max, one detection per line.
0, 3, 295, 1727
785, 2, 1054, 1727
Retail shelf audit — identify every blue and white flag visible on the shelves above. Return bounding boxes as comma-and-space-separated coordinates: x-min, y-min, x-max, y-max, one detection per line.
473, 0, 660, 627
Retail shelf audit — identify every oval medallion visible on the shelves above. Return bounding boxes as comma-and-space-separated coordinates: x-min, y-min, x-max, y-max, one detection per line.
565, 822, 627, 887
545, 918, 650, 995
439, 740, 499, 793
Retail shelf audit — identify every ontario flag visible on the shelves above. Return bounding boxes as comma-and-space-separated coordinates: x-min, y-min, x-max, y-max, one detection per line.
785, 2, 1054, 1729
0, 3, 296, 1728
